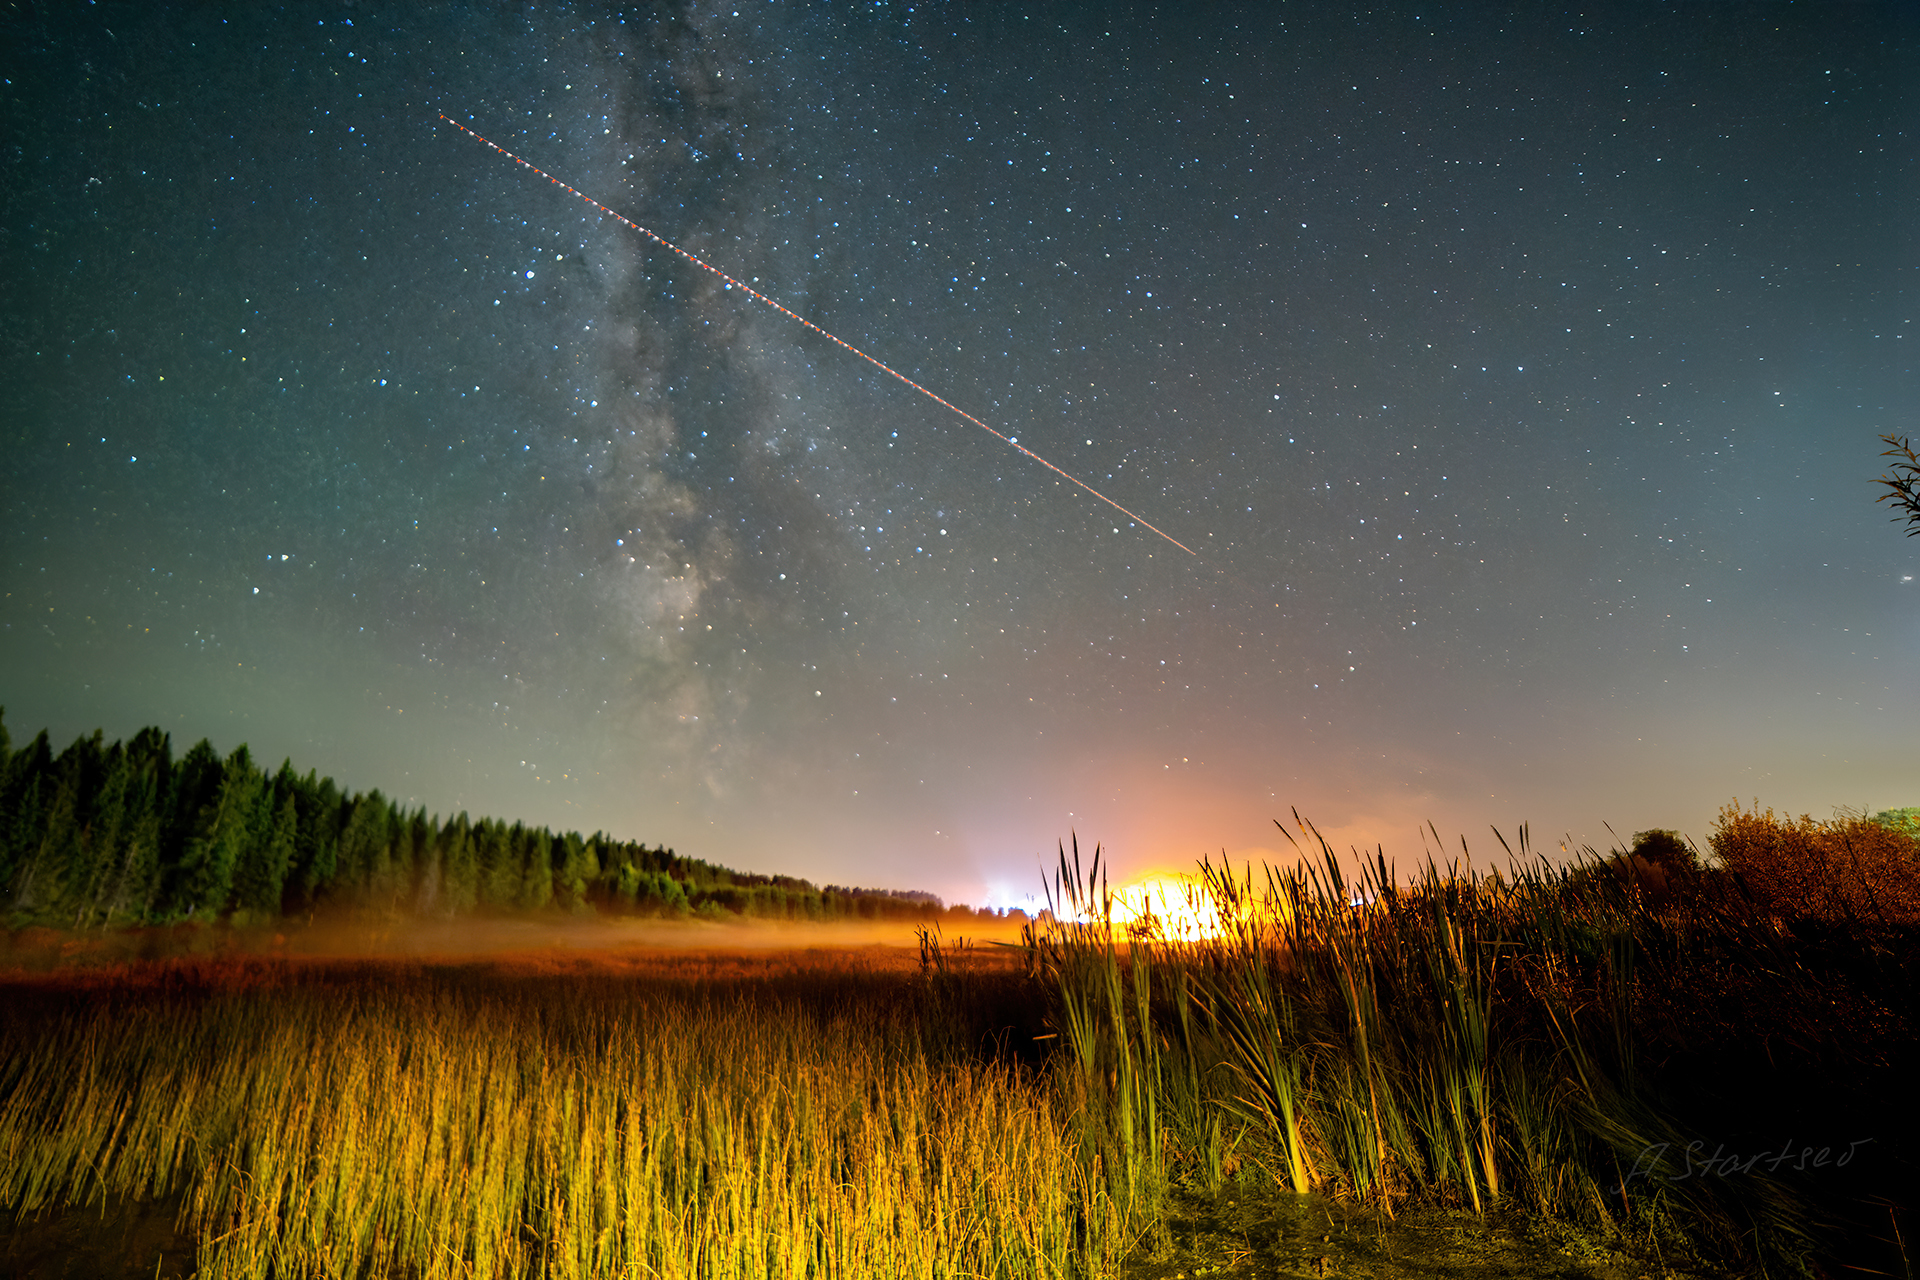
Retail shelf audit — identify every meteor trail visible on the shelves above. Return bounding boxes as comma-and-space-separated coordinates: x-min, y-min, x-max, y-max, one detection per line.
438, 113, 1198, 557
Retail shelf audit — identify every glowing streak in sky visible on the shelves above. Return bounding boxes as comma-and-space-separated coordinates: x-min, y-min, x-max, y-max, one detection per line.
439, 113, 1198, 557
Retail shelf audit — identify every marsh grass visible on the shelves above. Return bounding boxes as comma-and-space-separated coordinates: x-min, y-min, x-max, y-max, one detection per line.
1, 959, 1142, 1279
1021, 822, 1904, 1276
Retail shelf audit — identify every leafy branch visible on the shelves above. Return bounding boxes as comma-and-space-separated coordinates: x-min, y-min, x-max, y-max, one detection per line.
1875, 433, 1920, 537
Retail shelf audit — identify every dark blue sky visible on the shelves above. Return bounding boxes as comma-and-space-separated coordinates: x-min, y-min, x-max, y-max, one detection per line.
4, 2, 1913, 906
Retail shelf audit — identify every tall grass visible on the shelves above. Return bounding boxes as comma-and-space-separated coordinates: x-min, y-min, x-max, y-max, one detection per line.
0, 962, 1147, 1278
1023, 825, 1836, 1274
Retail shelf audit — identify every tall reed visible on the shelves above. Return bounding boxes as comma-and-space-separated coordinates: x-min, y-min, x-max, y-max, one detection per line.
1021, 821, 1825, 1274
1, 963, 1148, 1279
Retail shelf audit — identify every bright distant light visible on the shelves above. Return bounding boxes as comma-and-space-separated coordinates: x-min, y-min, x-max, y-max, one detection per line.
1107, 874, 1232, 940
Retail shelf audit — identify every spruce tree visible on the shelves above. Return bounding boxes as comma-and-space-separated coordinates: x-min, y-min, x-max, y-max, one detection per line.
480, 821, 519, 909
173, 746, 264, 920
9, 773, 65, 914
554, 832, 592, 913
406, 806, 438, 914
234, 790, 298, 917
106, 786, 163, 924
519, 827, 554, 912
72, 742, 134, 927
158, 740, 224, 915
103, 728, 172, 924
288, 772, 341, 911
441, 813, 478, 916
333, 792, 392, 907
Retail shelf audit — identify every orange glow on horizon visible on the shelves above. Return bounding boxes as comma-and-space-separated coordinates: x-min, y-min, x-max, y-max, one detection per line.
1107, 873, 1232, 940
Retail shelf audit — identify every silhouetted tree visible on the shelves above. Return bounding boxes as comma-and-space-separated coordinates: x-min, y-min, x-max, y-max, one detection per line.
172, 745, 266, 920
1629, 828, 1697, 873
288, 772, 341, 912
13, 773, 74, 913
0, 724, 52, 904
99, 727, 172, 922
71, 739, 135, 927
104, 764, 164, 924
160, 740, 224, 911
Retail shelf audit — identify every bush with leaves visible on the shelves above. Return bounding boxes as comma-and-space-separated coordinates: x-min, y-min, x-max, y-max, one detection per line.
1708, 800, 1920, 923
1873, 806, 1920, 840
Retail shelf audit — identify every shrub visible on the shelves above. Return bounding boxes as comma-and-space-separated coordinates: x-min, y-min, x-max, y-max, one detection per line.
1599, 828, 1701, 903
1629, 828, 1696, 872
1873, 807, 1920, 840
1707, 800, 1920, 923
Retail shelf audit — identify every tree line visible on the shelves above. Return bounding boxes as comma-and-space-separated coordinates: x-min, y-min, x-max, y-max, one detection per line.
0, 711, 1017, 931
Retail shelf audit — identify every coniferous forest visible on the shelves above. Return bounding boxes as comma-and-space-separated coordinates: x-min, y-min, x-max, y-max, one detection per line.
0, 710, 1005, 931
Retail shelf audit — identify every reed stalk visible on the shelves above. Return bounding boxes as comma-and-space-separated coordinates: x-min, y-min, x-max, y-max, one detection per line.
2, 964, 1150, 1278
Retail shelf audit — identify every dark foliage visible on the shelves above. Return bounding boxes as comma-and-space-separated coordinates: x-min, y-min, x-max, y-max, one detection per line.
1876, 433, 1920, 536
0, 710, 1008, 929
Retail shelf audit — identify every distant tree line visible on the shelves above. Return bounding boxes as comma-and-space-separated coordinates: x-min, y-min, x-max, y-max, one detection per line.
0, 711, 1019, 931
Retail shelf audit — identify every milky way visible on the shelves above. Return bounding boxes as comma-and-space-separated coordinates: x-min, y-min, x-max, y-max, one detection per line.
3, 3, 1914, 905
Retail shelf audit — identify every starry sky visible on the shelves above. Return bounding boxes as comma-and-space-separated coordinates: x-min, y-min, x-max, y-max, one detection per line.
4, 3, 1914, 907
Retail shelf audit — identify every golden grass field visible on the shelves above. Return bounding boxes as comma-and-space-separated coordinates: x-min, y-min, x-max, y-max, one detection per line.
1, 935, 1138, 1280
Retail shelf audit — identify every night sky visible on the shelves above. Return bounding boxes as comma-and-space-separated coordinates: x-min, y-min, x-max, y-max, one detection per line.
5, 3, 1914, 908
